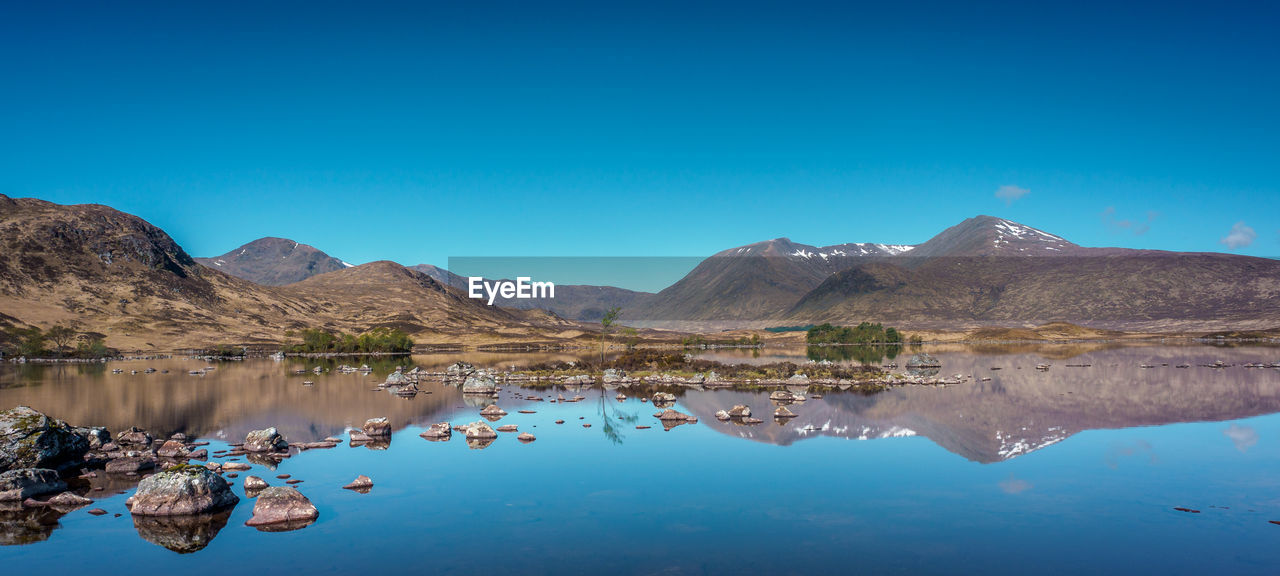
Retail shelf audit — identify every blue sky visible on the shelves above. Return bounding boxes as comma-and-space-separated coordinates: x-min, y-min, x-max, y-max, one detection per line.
2, 0, 1277, 269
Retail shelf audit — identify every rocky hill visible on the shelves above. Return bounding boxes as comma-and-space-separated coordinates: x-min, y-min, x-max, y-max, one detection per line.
196, 237, 350, 285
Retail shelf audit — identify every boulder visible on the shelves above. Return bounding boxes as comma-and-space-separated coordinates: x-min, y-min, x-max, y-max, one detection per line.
714, 410, 730, 421
774, 405, 797, 418
651, 392, 676, 404
786, 373, 810, 385
105, 456, 156, 474
384, 372, 408, 386
0, 406, 90, 472
362, 418, 392, 437
127, 466, 239, 516
0, 468, 66, 501
907, 353, 941, 368
479, 405, 507, 417
243, 476, 269, 492
342, 475, 373, 491
770, 390, 799, 402
76, 427, 111, 450
419, 422, 452, 440
243, 428, 288, 452
462, 374, 497, 394
727, 405, 752, 418
47, 491, 93, 509
243, 486, 318, 530
602, 368, 625, 384
156, 440, 189, 459
116, 426, 152, 446
517, 433, 536, 443
463, 421, 497, 439
654, 409, 692, 421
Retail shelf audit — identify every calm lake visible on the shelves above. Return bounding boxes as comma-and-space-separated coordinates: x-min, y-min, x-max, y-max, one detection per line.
3, 344, 1280, 574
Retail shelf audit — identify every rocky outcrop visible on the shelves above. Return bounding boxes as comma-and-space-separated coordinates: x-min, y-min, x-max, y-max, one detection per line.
0, 406, 90, 472
244, 486, 318, 531
127, 466, 239, 516
243, 428, 288, 452
0, 469, 66, 501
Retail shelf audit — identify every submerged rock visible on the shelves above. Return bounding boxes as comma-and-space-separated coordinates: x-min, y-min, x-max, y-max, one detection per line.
244, 486, 318, 530
0, 406, 90, 472
243, 428, 288, 452
127, 466, 239, 516
0, 469, 66, 501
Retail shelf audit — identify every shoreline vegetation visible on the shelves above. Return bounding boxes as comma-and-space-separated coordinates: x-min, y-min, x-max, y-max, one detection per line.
4, 321, 1280, 363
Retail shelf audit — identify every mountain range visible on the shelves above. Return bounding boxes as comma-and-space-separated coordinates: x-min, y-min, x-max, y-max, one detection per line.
3, 194, 1279, 350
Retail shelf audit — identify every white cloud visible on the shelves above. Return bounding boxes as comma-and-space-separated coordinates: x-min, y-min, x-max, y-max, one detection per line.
1223, 424, 1258, 453
995, 185, 1029, 205
1219, 221, 1257, 249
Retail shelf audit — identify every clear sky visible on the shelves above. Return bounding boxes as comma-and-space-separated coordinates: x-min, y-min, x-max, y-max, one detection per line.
2, 0, 1277, 269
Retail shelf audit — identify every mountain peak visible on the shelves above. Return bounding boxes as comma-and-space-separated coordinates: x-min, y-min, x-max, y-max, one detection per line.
195, 237, 348, 285
908, 216, 1077, 259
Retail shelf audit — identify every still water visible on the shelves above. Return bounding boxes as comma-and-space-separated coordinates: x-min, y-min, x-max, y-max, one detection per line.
3, 344, 1280, 574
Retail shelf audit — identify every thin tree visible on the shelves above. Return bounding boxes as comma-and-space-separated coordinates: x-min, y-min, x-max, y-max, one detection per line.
600, 307, 621, 365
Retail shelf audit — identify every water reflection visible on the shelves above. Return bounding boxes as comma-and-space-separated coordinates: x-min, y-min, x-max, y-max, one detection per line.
806, 343, 903, 364
0, 503, 63, 546
133, 510, 231, 553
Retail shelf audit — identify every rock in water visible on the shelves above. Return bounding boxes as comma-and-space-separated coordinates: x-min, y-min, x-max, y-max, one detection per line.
127, 466, 239, 516
463, 421, 497, 439
774, 405, 797, 418
907, 353, 941, 368
479, 405, 507, 417
362, 418, 392, 437
243, 476, 269, 492
651, 392, 676, 404
0, 406, 90, 472
727, 405, 752, 418
244, 486, 318, 530
342, 475, 373, 491
115, 426, 152, 447
383, 371, 408, 386
47, 491, 93, 509
786, 373, 810, 385
104, 456, 156, 474
419, 422, 452, 441
0, 468, 67, 501
156, 440, 189, 459
462, 374, 497, 394
243, 427, 288, 452
654, 409, 693, 421
715, 410, 730, 421
517, 433, 536, 443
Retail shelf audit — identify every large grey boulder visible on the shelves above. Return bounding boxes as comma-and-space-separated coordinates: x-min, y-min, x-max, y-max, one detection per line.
906, 353, 941, 368
127, 466, 239, 516
0, 406, 90, 472
0, 468, 66, 501
462, 374, 496, 394
244, 486, 318, 530
384, 371, 408, 386
243, 427, 288, 452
